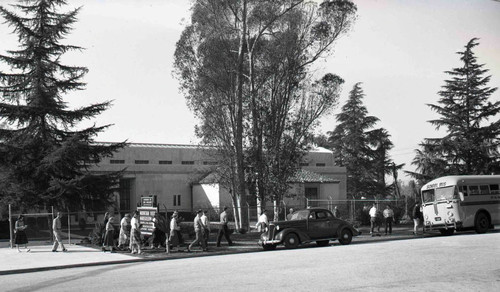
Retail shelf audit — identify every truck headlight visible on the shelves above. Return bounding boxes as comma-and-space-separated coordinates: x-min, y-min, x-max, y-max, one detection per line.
447, 211, 454, 217
276, 225, 280, 231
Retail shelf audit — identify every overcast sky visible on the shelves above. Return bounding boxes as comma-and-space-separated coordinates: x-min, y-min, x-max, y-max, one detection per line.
0, 0, 499, 180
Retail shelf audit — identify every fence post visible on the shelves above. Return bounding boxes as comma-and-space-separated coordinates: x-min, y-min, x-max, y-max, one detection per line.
9, 204, 13, 249
51, 206, 54, 243
67, 208, 71, 245
246, 202, 250, 228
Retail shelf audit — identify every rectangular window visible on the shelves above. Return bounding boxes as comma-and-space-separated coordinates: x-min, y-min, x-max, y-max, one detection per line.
110, 160, 125, 164
134, 160, 149, 164
316, 163, 326, 167
173, 195, 181, 206
181, 161, 195, 165
479, 185, 489, 195
159, 160, 172, 165
300, 163, 309, 167
468, 185, 480, 195
490, 184, 499, 194
203, 161, 218, 165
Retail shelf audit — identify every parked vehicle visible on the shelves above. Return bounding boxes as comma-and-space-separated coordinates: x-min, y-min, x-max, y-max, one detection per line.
421, 175, 500, 235
258, 208, 360, 250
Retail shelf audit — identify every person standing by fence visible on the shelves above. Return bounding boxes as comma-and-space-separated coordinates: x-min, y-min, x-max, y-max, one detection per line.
216, 206, 233, 247
369, 204, 378, 236
14, 215, 30, 252
383, 205, 394, 235
52, 212, 67, 252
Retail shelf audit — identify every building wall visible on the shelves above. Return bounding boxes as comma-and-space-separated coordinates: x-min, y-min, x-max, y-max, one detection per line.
192, 183, 220, 210
93, 143, 346, 213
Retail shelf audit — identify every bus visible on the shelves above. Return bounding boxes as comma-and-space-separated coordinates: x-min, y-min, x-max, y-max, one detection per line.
421, 175, 500, 235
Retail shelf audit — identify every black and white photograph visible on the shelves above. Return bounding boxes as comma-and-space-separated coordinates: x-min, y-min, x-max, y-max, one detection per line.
0, 0, 499, 291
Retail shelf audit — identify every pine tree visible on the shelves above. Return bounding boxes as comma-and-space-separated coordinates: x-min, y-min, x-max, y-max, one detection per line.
328, 83, 382, 198
413, 38, 500, 179
0, 0, 124, 211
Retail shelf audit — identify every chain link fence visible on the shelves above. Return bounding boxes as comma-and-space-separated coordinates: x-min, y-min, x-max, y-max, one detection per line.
2, 197, 414, 247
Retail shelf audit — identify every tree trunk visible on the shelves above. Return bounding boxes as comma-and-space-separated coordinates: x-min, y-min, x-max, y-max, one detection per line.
234, 0, 249, 231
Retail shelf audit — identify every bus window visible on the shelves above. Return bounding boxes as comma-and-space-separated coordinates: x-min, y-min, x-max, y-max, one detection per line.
435, 186, 457, 201
422, 189, 434, 203
491, 184, 500, 194
469, 185, 480, 195
479, 185, 489, 195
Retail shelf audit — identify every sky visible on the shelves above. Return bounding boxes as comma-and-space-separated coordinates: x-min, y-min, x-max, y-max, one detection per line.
0, 0, 499, 180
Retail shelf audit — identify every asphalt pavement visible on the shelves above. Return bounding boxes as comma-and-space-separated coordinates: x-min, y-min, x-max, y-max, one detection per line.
2, 231, 499, 292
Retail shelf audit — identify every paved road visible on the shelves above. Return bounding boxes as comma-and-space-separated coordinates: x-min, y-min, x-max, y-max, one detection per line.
2, 232, 499, 292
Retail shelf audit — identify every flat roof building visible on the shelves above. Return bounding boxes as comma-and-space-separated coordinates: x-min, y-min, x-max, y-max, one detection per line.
93, 143, 347, 215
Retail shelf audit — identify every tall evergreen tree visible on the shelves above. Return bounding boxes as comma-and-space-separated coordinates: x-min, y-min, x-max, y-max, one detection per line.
0, 0, 124, 211
412, 38, 500, 181
328, 83, 393, 198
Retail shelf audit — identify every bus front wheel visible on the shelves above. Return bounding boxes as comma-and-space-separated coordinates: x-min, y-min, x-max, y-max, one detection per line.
475, 212, 490, 234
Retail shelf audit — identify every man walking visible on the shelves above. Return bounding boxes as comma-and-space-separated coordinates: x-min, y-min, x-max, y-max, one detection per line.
383, 205, 394, 235
216, 206, 233, 247
188, 210, 207, 252
52, 212, 67, 252
201, 210, 210, 247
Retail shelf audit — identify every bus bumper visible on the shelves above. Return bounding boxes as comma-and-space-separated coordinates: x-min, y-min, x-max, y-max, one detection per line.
424, 221, 462, 231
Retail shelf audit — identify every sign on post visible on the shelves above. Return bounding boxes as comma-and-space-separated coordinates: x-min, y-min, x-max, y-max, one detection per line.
138, 195, 158, 235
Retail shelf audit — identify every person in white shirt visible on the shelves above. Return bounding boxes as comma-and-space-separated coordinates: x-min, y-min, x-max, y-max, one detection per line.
130, 211, 142, 254
188, 210, 207, 252
383, 205, 395, 235
201, 210, 210, 247
257, 210, 269, 232
369, 204, 378, 236
52, 212, 67, 252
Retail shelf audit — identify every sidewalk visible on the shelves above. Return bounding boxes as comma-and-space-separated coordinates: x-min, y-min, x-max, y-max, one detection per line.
0, 224, 439, 275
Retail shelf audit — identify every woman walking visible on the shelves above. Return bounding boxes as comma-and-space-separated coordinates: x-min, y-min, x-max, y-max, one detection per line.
14, 215, 30, 252
169, 212, 183, 251
102, 216, 116, 252
130, 211, 142, 254
118, 214, 131, 250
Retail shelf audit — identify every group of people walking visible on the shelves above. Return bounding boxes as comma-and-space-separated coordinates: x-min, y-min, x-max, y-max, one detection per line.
14, 212, 67, 253
98, 206, 234, 254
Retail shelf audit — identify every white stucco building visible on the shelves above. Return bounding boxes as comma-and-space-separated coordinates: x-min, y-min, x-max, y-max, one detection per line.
94, 143, 346, 215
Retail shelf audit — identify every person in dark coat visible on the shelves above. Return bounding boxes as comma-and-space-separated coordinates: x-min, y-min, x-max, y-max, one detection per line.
102, 216, 116, 252
412, 201, 423, 235
14, 215, 30, 252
